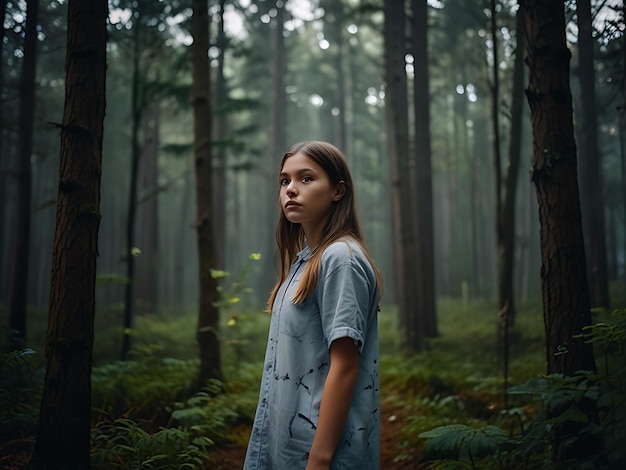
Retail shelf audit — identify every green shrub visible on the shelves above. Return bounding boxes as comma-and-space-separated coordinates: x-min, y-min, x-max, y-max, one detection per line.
0, 342, 43, 441
417, 308, 626, 469
91, 352, 199, 420
91, 418, 213, 469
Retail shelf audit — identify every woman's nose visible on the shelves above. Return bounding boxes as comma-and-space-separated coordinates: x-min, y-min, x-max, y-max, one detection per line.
286, 182, 297, 196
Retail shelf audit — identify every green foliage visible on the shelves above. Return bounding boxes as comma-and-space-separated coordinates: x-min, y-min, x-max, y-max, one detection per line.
168, 378, 256, 445
90, 357, 260, 468
0, 339, 45, 467
129, 315, 198, 361
419, 424, 508, 463
378, 300, 541, 465
86, 254, 267, 470
91, 418, 213, 469
216, 254, 270, 368
576, 308, 626, 375
417, 308, 626, 468
0, 344, 43, 440
91, 351, 199, 419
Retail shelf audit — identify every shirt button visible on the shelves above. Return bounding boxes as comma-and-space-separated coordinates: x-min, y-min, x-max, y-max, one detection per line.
265, 363, 272, 371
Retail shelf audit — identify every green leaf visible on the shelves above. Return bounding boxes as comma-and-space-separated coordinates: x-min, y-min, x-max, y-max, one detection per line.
419, 424, 471, 439
419, 424, 509, 461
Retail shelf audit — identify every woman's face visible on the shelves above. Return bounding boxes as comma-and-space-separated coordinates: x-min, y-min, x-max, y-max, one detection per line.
279, 152, 343, 241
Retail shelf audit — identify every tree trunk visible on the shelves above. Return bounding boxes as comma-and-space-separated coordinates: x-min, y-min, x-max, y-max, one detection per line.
174, 160, 193, 307
490, 0, 505, 312
272, 0, 286, 167
411, 0, 437, 338
576, 0, 610, 311
470, 116, 483, 298
214, 0, 228, 269
384, 0, 424, 352
257, 0, 286, 302
192, 0, 222, 385
502, 9, 525, 325
621, 8, 626, 283
121, 5, 142, 360
520, 0, 596, 376
324, 0, 347, 152
134, 104, 160, 314
452, 67, 471, 297
7, 0, 38, 345
489, 0, 515, 327
384, 0, 408, 335
30, 0, 107, 467
0, 0, 8, 304
497, 6, 525, 389
261, 0, 286, 297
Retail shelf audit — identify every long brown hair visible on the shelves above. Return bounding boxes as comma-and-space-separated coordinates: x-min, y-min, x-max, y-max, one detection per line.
267, 141, 382, 311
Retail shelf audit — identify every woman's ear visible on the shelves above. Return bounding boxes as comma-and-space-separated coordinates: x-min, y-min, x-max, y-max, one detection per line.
333, 181, 346, 201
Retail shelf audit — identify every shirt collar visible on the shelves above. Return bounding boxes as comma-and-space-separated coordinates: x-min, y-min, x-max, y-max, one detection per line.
296, 245, 312, 262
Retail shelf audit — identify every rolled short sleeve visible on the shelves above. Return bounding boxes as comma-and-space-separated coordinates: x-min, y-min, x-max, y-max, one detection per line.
316, 242, 376, 354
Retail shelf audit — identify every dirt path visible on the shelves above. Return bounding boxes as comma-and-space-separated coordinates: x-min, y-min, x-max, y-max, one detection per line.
207, 399, 424, 469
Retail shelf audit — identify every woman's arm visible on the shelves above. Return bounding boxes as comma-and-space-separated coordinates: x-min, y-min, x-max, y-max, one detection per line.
306, 337, 360, 470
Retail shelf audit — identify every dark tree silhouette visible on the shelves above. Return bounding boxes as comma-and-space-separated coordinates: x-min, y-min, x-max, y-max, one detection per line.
411, 0, 437, 338
31, 0, 107, 467
520, 0, 596, 376
7, 0, 38, 345
0, 0, 9, 301
497, 6, 525, 391
120, 1, 143, 360
133, 104, 160, 314
214, 0, 228, 268
384, 0, 424, 352
191, 0, 222, 384
576, 0, 610, 312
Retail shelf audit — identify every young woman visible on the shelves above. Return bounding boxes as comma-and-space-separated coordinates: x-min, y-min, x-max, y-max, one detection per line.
244, 141, 382, 470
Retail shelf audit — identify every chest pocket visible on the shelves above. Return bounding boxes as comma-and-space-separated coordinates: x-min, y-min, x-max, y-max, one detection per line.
279, 293, 321, 338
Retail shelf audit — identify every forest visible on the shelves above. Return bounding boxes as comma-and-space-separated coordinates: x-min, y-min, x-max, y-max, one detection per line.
1, 0, 625, 468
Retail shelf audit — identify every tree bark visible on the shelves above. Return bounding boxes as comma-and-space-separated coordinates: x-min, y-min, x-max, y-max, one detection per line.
621, 6, 626, 283
192, 0, 222, 384
261, 0, 286, 298
490, 2, 504, 303
411, 0, 437, 338
384, 0, 424, 352
121, 2, 143, 360
30, 0, 107, 467
0, 0, 8, 304
214, 0, 228, 269
324, 0, 347, 152
497, 6, 525, 389
174, 159, 193, 306
520, 0, 596, 376
576, 0, 610, 311
134, 104, 160, 314
7, 0, 38, 344
272, 0, 286, 167
452, 66, 471, 297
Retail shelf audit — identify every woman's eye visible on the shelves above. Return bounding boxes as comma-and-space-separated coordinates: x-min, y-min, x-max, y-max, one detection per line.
280, 179, 289, 186
302, 176, 312, 182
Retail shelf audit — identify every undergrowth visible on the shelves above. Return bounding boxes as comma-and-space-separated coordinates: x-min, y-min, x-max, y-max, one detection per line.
416, 307, 626, 469
1, 281, 624, 468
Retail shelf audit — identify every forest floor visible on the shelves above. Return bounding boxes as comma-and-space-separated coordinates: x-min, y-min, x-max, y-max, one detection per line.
0, 399, 424, 470
207, 397, 424, 469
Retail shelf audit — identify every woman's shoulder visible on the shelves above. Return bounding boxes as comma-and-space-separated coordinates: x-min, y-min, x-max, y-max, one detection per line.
321, 238, 366, 265
319, 238, 377, 289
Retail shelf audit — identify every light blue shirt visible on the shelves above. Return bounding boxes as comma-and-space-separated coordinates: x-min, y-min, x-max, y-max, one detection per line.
244, 239, 380, 469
